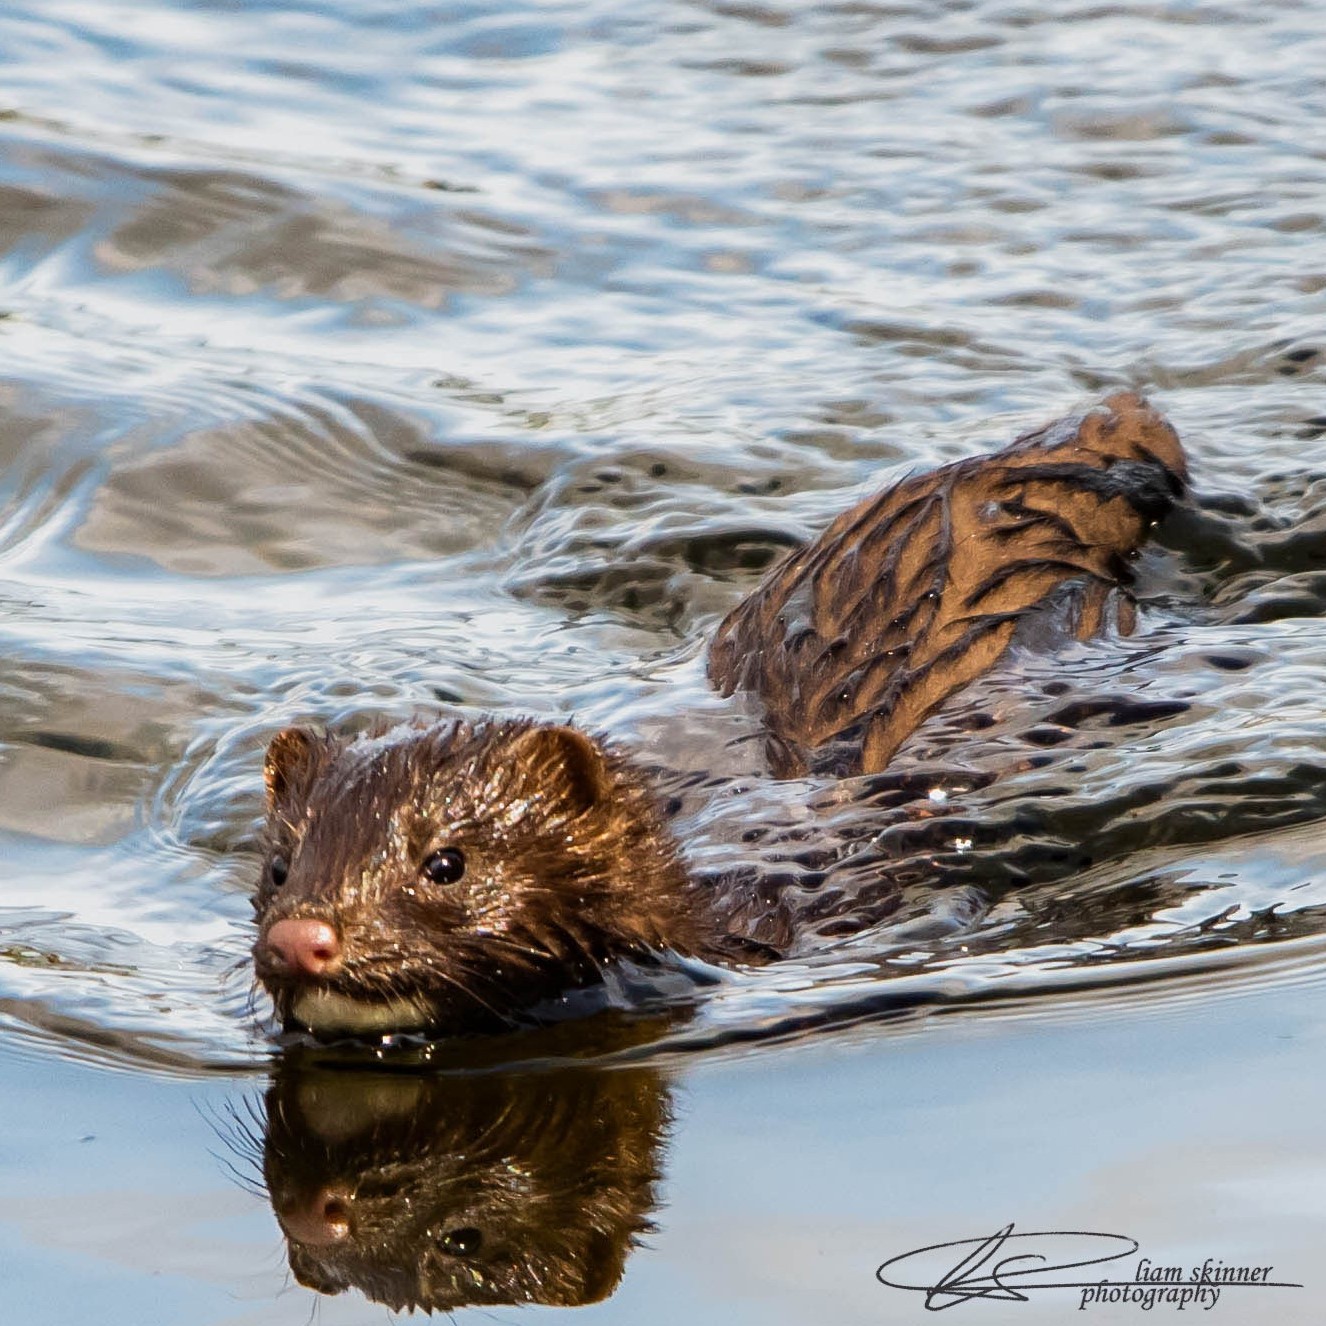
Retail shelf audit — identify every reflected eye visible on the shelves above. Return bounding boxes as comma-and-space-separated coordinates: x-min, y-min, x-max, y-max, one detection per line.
269, 855, 289, 887
421, 848, 465, 885
440, 1226, 483, 1257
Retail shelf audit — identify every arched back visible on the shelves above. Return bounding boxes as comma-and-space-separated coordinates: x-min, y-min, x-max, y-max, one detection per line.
708, 392, 1187, 776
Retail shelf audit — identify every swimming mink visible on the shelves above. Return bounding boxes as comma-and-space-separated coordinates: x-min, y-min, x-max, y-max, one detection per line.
252, 391, 1187, 1038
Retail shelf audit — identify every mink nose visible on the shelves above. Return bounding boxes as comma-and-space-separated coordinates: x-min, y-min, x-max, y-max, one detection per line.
276, 1188, 353, 1247
264, 918, 343, 978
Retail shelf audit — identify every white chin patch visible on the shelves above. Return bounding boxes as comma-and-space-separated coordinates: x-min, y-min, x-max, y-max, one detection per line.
292, 988, 436, 1037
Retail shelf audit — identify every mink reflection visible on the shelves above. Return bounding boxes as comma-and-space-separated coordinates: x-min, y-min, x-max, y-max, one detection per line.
252, 1061, 671, 1313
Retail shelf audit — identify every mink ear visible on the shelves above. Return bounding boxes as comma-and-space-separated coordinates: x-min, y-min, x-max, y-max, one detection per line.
263, 727, 321, 811
508, 724, 609, 818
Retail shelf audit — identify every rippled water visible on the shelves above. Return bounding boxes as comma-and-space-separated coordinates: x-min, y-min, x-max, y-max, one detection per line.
1, 0, 1325, 1318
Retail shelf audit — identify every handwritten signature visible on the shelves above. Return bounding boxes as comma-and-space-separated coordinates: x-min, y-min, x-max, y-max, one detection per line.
877, 1223, 1302, 1312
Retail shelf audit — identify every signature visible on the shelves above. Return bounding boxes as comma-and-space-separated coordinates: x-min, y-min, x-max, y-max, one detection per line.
877, 1223, 1303, 1312
878, 1224, 1136, 1311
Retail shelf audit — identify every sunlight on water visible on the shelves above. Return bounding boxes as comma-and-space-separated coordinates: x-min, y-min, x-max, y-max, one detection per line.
0, 0, 1324, 1079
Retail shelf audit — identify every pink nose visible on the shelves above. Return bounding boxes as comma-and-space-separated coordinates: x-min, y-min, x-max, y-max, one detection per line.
277, 1189, 353, 1247
264, 918, 343, 978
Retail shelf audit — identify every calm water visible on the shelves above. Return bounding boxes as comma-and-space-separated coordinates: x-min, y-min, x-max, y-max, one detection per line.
1, 0, 1325, 1320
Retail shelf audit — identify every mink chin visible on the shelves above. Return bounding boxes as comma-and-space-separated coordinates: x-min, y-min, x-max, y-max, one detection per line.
251, 391, 1189, 1040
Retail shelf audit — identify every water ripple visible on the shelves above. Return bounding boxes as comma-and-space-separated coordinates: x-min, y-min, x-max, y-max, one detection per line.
0, 0, 1324, 1073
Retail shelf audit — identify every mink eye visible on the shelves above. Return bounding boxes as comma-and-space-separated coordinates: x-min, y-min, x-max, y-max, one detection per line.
439, 1226, 483, 1257
421, 848, 465, 885
269, 854, 289, 887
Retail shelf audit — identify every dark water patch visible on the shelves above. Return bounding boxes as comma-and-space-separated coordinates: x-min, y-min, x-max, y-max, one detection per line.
0, 180, 94, 261
20, 730, 140, 762
76, 387, 531, 575
99, 164, 552, 307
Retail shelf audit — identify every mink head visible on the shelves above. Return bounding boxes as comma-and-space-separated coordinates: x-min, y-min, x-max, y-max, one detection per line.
253, 719, 701, 1039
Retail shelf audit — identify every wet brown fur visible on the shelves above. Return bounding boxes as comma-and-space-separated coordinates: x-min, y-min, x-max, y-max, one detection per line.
256, 718, 728, 1034
708, 391, 1187, 775
255, 393, 1187, 1034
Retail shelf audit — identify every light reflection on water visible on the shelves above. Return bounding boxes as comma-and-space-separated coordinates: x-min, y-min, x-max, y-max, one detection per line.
0, 0, 1324, 1079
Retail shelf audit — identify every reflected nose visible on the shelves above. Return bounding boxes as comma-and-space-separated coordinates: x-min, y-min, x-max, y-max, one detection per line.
264, 918, 343, 978
277, 1188, 353, 1247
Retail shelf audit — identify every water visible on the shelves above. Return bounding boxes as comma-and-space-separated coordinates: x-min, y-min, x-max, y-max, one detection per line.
1, 0, 1324, 1319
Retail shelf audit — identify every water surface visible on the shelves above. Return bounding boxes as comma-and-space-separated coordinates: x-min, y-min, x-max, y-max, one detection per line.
1, 0, 1324, 1319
